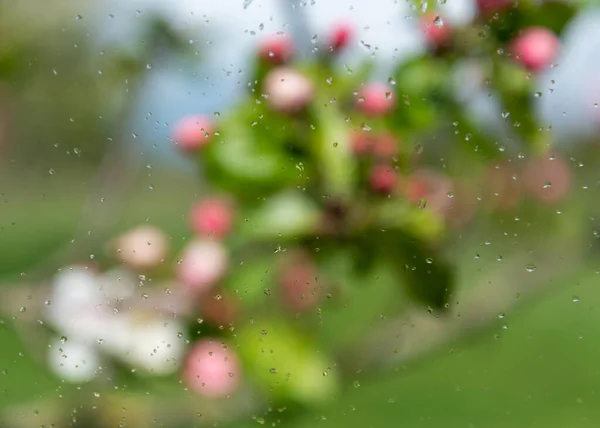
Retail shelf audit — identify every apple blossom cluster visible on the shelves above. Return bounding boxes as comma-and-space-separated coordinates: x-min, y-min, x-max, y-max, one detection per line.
42, 4, 572, 412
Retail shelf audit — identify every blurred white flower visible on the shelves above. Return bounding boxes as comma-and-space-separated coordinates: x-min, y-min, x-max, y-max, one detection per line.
47, 266, 117, 345
264, 67, 314, 114
176, 240, 229, 293
45, 265, 188, 381
115, 225, 168, 269
123, 317, 186, 375
47, 336, 100, 383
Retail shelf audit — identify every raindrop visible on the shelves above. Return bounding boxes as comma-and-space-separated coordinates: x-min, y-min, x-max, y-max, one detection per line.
525, 264, 536, 273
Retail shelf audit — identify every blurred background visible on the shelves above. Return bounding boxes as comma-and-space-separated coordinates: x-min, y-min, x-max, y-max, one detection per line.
2, 0, 600, 426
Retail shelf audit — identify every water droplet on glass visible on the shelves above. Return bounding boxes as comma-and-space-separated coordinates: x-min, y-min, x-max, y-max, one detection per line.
525, 264, 536, 273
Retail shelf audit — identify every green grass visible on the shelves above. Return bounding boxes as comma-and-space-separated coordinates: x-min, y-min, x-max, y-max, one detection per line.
269, 268, 600, 428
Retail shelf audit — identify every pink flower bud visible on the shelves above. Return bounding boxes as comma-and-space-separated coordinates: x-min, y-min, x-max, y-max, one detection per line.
279, 253, 322, 312
189, 197, 233, 239
172, 115, 215, 152
372, 133, 398, 160
421, 14, 451, 48
264, 67, 314, 114
176, 240, 228, 294
115, 225, 167, 269
328, 21, 354, 51
259, 33, 293, 65
476, 0, 513, 16
510, 27, 559, 73
370, 164, 398, 194
350, 131, 373, 156
523, 154, 572, 204
184, 339, 240, 398
356, 83, 395, 117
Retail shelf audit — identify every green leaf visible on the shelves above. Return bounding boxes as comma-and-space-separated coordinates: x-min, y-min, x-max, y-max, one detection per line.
235, 319, 339, 406
239, 190, 322, 240
376, 200, 446, 243
202, 115, 300, 197
222, 255, 276, 308
369, 231, 454, 309
310, 101, 357, 200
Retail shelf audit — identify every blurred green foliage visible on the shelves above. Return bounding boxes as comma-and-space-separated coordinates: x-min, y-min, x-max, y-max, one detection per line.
2, 0, 600, 427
